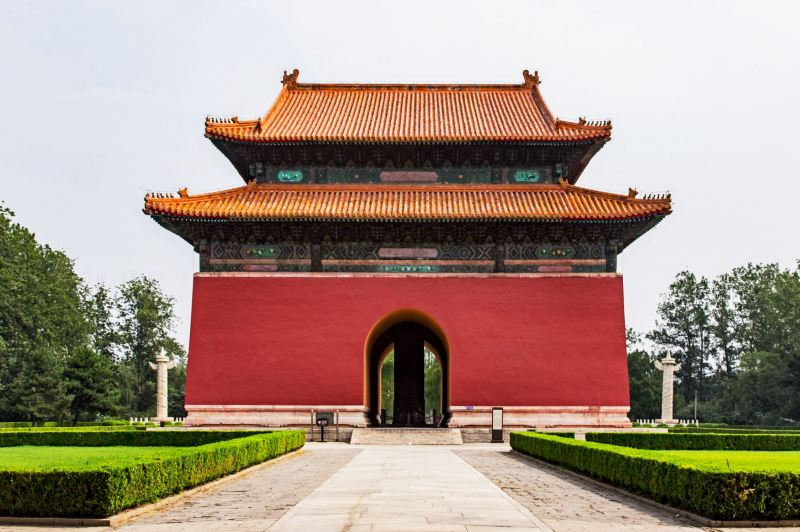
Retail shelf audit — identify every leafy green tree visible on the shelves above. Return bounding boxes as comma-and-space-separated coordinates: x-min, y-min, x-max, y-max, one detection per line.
0, 204, 86, 422
626, 329, 660, 420
168, 360, 188, 418
648, 271, 712, 406
86, 284, 117, 361
380, 351, 394, 420
64, 346, 119, 424
116, 276, 184, 416
423, 347, 442, 421
708, 274, 739, 377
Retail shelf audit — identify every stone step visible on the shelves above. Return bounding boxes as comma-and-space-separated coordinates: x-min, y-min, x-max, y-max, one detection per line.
350, 428, 463, 445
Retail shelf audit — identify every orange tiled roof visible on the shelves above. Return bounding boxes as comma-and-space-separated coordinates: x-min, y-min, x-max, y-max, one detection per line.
204, 70, 612, 144
144, 182, 670, 222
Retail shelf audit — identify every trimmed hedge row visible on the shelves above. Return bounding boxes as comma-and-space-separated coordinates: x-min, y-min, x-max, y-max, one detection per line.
0, 430, 305, 517
586, 432, 800, 450
0, 422, 59, 428
0, 430, 271, 447
671, 427, 800, 435
0, 426, 141, 433
511, 431, 800, 520
535, 431, 576, 439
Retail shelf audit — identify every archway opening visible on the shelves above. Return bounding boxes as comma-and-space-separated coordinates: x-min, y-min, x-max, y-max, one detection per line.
379, 344, 443, 426
366, 313, 449, 427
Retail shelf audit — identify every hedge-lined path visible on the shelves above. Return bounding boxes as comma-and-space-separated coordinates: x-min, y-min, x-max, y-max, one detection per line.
269, 443, 550, 531
0, 444, 795, 531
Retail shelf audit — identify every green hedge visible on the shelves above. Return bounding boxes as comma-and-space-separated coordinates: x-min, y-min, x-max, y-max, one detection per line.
534, 431, 576, 439
671, 427, 800, 435
0, 430, 304, 517
0, 421, 59, 428
0, 430, 271, 447
586, 432, 800, 451
511, 431, 800, 520
0, 426, 140, 433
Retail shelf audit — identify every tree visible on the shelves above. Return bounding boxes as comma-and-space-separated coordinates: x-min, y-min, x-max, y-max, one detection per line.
64, 346, 119, 424
647, 271, 712, 406
116, 276, 184, 416
0, 204, 86, 422
626, 329, 660, 420
423, 347, 442, 419
380, 352, 394, 419
85, 284, 117, 361
708, 274, 739, 377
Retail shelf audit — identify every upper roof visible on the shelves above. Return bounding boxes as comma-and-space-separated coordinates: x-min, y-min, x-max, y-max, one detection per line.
144, 181, 670, 223
204, 70, 612, 144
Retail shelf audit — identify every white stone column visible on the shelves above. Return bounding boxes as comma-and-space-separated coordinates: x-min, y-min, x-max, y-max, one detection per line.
655, 355, 680, 425
149, 350, 177, 422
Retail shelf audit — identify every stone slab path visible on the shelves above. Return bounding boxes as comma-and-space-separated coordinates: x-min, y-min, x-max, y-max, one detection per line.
270, 445, 548, 531
456, 449, 697, 531
1, 443, 796, 532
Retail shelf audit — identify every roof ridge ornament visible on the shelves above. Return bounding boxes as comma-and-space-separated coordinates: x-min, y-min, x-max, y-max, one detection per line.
282, 68, 300, 88
628, 188, 638, 199
178, 187, 189, 198
522, 69, 540, 87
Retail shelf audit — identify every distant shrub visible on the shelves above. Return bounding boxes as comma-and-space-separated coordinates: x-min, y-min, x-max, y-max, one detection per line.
670, 427, 800, 435
0, 430, 270, 447
586, 432, 800, 451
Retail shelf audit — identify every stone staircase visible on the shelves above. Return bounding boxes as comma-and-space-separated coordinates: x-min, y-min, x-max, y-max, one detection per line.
350, 427, 463, 445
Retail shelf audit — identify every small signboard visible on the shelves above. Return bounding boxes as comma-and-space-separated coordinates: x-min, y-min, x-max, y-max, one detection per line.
315, 412, 334, 442
491, 407, 503, 443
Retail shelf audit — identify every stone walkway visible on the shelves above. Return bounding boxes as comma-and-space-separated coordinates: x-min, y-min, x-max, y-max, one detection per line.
270, 445, 548, 531
1, 444, 797, 531
456, 449, 697, 531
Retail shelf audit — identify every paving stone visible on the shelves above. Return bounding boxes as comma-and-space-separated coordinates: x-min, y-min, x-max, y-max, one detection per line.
456, 449, 700, 531
269, 446, 548, 531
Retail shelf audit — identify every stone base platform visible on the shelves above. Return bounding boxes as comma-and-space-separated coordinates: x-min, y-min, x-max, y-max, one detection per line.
350, 428, 463, 445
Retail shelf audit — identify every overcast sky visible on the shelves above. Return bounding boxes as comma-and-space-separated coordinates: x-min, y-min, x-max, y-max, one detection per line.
1, 1, 798, 347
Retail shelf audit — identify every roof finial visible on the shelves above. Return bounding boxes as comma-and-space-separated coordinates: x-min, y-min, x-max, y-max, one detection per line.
628, 188, 638, 199
522, 69, 540, 87
282, 68, 300, 88
178, 187, 189, 198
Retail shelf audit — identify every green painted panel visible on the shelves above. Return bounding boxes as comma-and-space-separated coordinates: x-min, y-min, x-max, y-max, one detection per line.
276, 170, 304, 183
378, 265, 440, 273
513, 169, 544, 183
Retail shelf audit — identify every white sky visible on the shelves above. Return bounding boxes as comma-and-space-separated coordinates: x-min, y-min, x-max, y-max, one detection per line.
1, 1, 799, 346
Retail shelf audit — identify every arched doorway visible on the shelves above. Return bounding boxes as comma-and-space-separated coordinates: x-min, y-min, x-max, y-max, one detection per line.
365, 310, 450, 427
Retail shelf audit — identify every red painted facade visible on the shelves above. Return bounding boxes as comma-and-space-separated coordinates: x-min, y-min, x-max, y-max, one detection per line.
186, 273, 629, 411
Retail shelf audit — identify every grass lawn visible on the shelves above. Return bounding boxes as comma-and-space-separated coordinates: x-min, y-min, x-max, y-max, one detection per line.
643, 449, 800, 472
0, 445, 195, 471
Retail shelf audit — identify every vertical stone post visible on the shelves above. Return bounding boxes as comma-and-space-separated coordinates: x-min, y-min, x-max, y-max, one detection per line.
655, 355, 680, 425
149, 350, 177, 422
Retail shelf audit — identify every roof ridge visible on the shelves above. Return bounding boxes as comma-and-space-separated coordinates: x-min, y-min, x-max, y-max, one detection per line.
143, 182, 672, 221
279, 68, 542, 92
145, 182, 671, 205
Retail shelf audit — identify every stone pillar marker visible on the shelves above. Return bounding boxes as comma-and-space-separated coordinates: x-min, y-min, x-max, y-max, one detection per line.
149, 350, 177, 422
655, 354, 680, 425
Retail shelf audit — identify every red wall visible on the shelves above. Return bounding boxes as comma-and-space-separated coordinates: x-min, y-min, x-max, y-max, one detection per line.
186, 274, 629, 408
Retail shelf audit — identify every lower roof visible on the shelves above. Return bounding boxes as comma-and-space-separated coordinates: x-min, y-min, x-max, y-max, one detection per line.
144, 182, 670, 223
